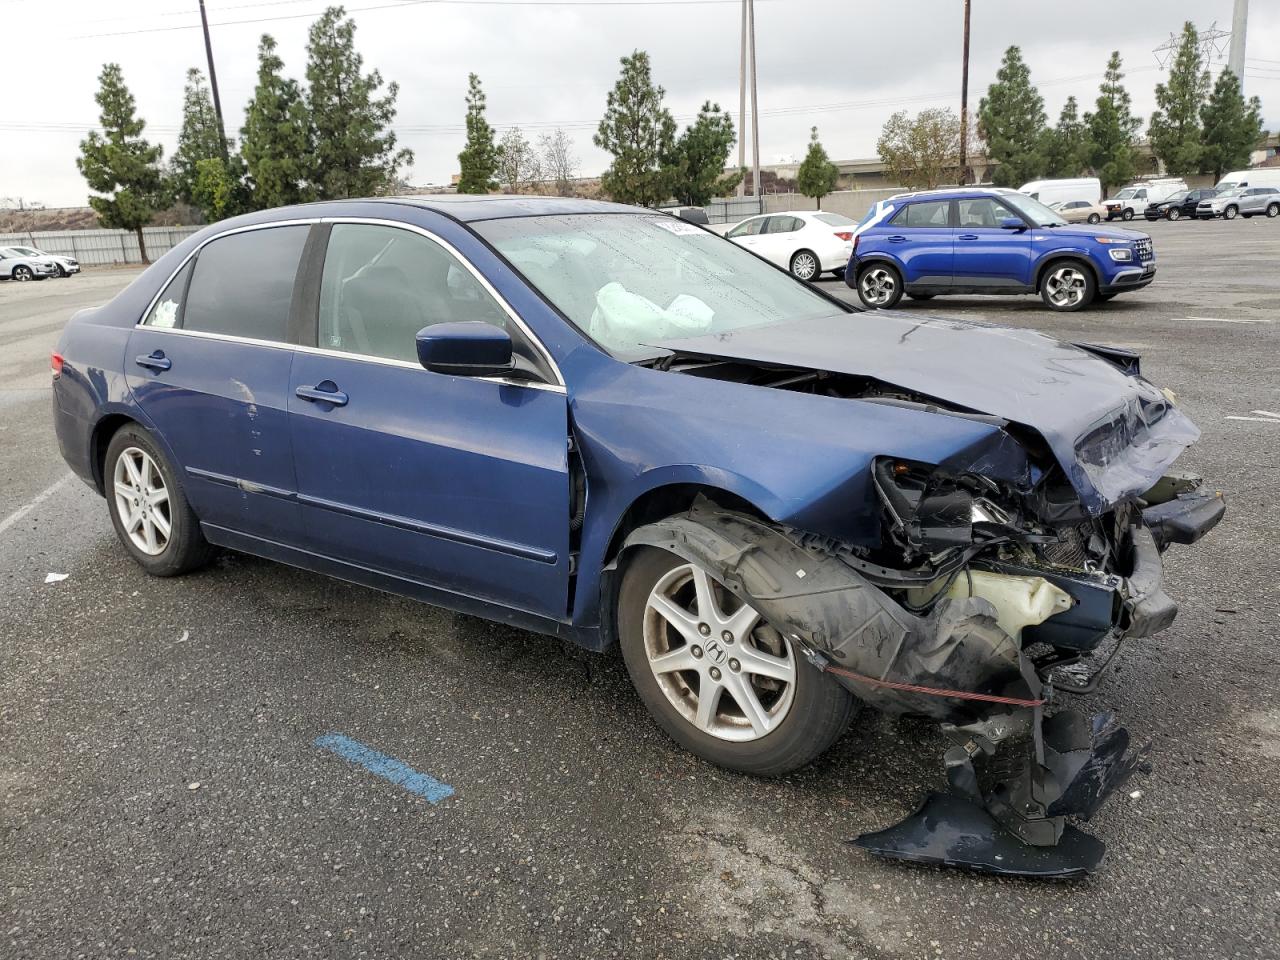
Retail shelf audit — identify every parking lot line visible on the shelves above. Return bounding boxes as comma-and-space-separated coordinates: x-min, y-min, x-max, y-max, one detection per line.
1179, 316, 1272, 323
0, 472, 73, 538
314, 733, 455, 803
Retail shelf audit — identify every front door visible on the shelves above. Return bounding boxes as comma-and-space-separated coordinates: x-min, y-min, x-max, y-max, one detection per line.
287, 221, 572, 620
953, 196, 1033, 288
126, 224, 310, 541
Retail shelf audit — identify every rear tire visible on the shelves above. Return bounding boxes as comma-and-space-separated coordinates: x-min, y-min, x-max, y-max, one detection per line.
1268, 203, 1280, 218
617, 544, 855, 777
856, 262, 904, 309
1040, 259, 1096, 312
789, 249, 819, 281
104, 424, 216, 577
1087, 213, 1101, 224
906, 292, 935, 301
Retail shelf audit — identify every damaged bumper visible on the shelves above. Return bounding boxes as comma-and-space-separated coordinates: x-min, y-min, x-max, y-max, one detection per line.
624, 489, 1223, 878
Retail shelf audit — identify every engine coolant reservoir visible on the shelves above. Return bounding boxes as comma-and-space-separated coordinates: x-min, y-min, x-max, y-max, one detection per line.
943, 571, 1073, 641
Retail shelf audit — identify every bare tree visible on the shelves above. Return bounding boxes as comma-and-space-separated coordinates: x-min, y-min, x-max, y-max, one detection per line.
537, 127, 577, 196
876, 108, 962, 189
496, 127, 542, 193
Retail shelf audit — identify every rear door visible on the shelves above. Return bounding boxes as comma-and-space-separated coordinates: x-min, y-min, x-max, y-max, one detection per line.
755, 215, 802, 267
126, 223, 311, 542
287, 221, 572, 619
882, 199, 953, 285
953, 196, 1033, 288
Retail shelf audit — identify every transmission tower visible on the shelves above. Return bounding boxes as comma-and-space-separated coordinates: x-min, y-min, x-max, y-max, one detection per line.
1152, 21, 1230, 68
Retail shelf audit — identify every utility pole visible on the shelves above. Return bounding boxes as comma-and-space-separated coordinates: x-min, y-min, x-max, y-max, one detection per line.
748, 0, 760, 201
958, 0, 971, 185
1228, 0, 1249, 93
198, 0, 229, 159
737, 0, 747, 196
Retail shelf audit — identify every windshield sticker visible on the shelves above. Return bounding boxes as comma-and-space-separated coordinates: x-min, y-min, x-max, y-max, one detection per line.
647, 217, 709, 236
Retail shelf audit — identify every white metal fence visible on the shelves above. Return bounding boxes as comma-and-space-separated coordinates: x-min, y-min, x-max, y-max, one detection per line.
0, 226, 201, 266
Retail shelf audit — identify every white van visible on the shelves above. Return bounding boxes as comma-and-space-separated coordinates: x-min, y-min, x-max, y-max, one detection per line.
1217, 168, 1280, 191
1018, 177, 1102, 207
1102, 178, 1187, 221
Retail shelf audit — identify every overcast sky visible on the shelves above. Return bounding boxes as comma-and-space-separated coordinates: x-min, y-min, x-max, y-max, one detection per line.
3, 0, 1278, 208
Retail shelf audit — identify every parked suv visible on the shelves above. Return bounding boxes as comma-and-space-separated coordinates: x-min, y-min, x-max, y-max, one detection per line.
1196, 186, 1280, 220
848, 188, 1155, 312
1145, 188, 1220, 221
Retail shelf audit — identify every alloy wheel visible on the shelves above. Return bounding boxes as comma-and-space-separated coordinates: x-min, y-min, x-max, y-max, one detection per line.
13, 266, 32, 281
642, 562, 796, 742
1044, 265, 1087, 309
1167, 208, 1180, 221
113, 446, 172, 556
791, 252, 818, 281
859, 267, 896, 306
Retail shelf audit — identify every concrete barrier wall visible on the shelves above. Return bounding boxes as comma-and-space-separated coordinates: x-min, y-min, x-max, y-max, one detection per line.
764, 188, 903, 220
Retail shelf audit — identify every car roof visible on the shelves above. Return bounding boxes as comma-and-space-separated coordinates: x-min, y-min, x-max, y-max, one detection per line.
886, 187, 1022, 203
366, 193, 640, 222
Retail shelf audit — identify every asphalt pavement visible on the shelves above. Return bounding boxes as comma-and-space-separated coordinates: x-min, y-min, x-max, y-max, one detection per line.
2, 219, 1278, 960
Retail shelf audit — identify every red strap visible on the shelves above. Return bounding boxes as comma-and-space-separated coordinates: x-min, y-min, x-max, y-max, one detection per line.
820, 663, 1046, 708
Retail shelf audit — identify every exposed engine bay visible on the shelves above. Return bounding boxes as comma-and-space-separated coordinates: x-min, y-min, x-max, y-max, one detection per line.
623, 350, 1225, 876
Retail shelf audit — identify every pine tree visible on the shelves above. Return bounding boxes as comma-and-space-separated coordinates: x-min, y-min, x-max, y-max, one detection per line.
1085, 52, 1142, 195
457, 73, 499, 194
304, 5, 412, 199
978, 46, 1047, 187
171, 68, 226, 206
594, 50, 676, 207
1148, 22, 1210, 177
666, 102, 741, 206
1044, 96, 1090, 177
241, 34, 314, 209
76, 63, 164, 262
796, 127, 840, 208
1200, 69, 1266, 182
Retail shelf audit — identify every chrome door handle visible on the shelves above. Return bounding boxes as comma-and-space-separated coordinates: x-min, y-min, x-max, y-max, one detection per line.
958, 234, 980, 240
295, 384, 349, 407
886, 235, 907, 242
135, 352, 171, 371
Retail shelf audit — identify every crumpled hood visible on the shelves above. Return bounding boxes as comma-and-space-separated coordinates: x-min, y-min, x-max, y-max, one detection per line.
654, 311, 1200, 513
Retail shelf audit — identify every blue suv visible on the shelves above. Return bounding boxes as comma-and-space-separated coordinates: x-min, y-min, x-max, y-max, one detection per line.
847, 188, 1155, 312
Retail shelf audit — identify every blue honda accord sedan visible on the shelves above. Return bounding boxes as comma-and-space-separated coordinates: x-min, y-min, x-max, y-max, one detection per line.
52, 195, 1223, 876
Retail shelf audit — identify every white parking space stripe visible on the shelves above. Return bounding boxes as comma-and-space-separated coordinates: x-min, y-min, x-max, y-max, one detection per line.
0, 473, 75, 538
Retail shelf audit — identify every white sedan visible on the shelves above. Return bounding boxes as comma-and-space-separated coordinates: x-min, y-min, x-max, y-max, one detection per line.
724, 210, 856, 280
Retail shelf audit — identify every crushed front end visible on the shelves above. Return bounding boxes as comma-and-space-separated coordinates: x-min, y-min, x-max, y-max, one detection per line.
627, 442, 1222, 877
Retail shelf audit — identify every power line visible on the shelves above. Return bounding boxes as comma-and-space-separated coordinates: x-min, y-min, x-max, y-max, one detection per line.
71, 0, 774, 41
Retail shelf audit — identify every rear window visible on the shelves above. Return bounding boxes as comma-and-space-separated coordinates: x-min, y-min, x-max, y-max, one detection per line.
181, 226, 309, 341
891, 200, 950, 227
815, 213, 855, 227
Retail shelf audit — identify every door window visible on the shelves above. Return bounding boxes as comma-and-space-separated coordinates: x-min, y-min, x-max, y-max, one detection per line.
764, 216, 801, 234
317, 223, 516, 365
727, 217, 766, 238
957, 197, 1015, 227
891, 200, 950, 227
180, 226, 309, 341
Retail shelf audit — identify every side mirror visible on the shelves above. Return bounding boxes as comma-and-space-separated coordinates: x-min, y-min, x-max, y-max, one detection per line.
1000, 217, 1027, 231
416, 321, 513, 377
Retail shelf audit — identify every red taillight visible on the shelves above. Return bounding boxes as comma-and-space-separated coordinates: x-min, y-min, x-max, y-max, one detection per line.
51, 352, 64, 379
834, 231, 854, 241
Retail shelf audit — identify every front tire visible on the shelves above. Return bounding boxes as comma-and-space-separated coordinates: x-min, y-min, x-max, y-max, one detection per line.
789, 249, 819, 281
1224, 205, 1239, 220
1121, 208, 1134, 221
55, 264, 68, 277
856, 262, 904, 309
1166, 208, 1181, 221
617, 545, 855, 777
104, 425, 216, 577
12, 265, 33, 281
1040, 260, 1096, 312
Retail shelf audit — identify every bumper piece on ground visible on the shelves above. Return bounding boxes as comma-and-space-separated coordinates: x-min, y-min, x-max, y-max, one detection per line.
851, 791, 1105, 879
